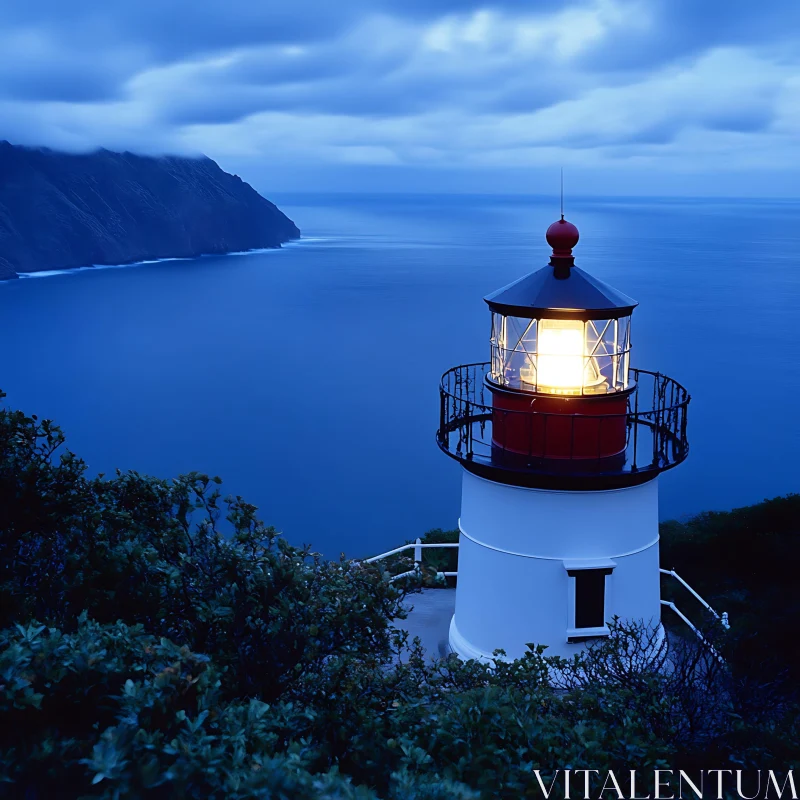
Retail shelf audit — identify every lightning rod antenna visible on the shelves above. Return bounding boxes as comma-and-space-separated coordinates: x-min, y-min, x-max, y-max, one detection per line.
560, 168, 564, 220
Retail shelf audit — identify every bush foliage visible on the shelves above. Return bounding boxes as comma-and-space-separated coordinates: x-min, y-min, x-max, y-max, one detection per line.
1, 394, 798, 797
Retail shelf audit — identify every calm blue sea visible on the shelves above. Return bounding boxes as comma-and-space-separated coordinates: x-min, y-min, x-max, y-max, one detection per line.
1, 193, 799, 558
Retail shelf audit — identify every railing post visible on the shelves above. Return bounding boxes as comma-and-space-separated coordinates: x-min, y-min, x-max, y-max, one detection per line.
439, 389, 446, 448
414, 538, 422, 572
465, 400, 472, 458
653, 374, 661, 465
632, 382, 639, 469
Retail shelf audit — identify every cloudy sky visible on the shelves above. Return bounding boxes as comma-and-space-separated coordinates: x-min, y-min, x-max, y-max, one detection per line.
2, 0, 799, 195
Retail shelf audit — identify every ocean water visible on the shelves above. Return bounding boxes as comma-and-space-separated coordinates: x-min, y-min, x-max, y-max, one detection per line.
1, 193, 799, 558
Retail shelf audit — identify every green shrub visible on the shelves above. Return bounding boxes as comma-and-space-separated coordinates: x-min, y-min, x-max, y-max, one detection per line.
0, 616, 381, 798
0, 397, 409, 705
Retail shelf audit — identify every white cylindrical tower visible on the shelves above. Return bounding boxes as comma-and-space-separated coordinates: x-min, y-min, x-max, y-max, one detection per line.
437, 217, 690, 662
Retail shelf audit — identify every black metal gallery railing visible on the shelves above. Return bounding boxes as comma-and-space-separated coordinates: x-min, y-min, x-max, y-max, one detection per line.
437, 362, 689, 480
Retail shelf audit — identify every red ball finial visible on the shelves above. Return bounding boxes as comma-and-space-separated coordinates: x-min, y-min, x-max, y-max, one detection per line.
546, 217, 580, 259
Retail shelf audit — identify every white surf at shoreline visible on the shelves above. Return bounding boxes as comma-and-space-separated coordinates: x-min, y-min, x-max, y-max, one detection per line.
12, 237, 329, 280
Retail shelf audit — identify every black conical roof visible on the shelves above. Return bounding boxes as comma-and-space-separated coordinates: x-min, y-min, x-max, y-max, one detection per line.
484, 263, 637, 321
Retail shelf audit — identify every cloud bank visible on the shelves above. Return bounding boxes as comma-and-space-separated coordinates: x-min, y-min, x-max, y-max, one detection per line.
1, 0, 799, 194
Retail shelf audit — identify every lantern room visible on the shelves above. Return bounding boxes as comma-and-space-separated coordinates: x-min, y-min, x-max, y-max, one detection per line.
488, 313, 632, 396
486, 218, 637, 397
484, 217, 638, 461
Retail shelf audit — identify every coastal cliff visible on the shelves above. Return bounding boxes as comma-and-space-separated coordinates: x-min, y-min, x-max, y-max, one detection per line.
0, 142, 300, 279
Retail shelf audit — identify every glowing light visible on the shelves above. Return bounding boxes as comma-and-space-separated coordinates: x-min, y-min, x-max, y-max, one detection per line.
537, 319, 585, 391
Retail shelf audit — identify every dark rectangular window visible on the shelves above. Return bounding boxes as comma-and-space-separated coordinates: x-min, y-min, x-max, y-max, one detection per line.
572, 569, 609, 629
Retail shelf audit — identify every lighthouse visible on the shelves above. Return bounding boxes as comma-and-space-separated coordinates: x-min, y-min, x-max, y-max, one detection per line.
436, 217, 690, 661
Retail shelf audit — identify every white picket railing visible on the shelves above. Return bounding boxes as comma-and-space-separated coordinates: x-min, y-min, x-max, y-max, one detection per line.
363, 541, 730, 645
659, 567, 729, 629
362, 538, 458, 582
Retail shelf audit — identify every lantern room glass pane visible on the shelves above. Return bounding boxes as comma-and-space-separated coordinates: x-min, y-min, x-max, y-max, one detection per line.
489, 312, 632, 395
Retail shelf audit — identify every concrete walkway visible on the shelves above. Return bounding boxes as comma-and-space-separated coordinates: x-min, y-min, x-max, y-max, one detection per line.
392, 588, 456, 662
